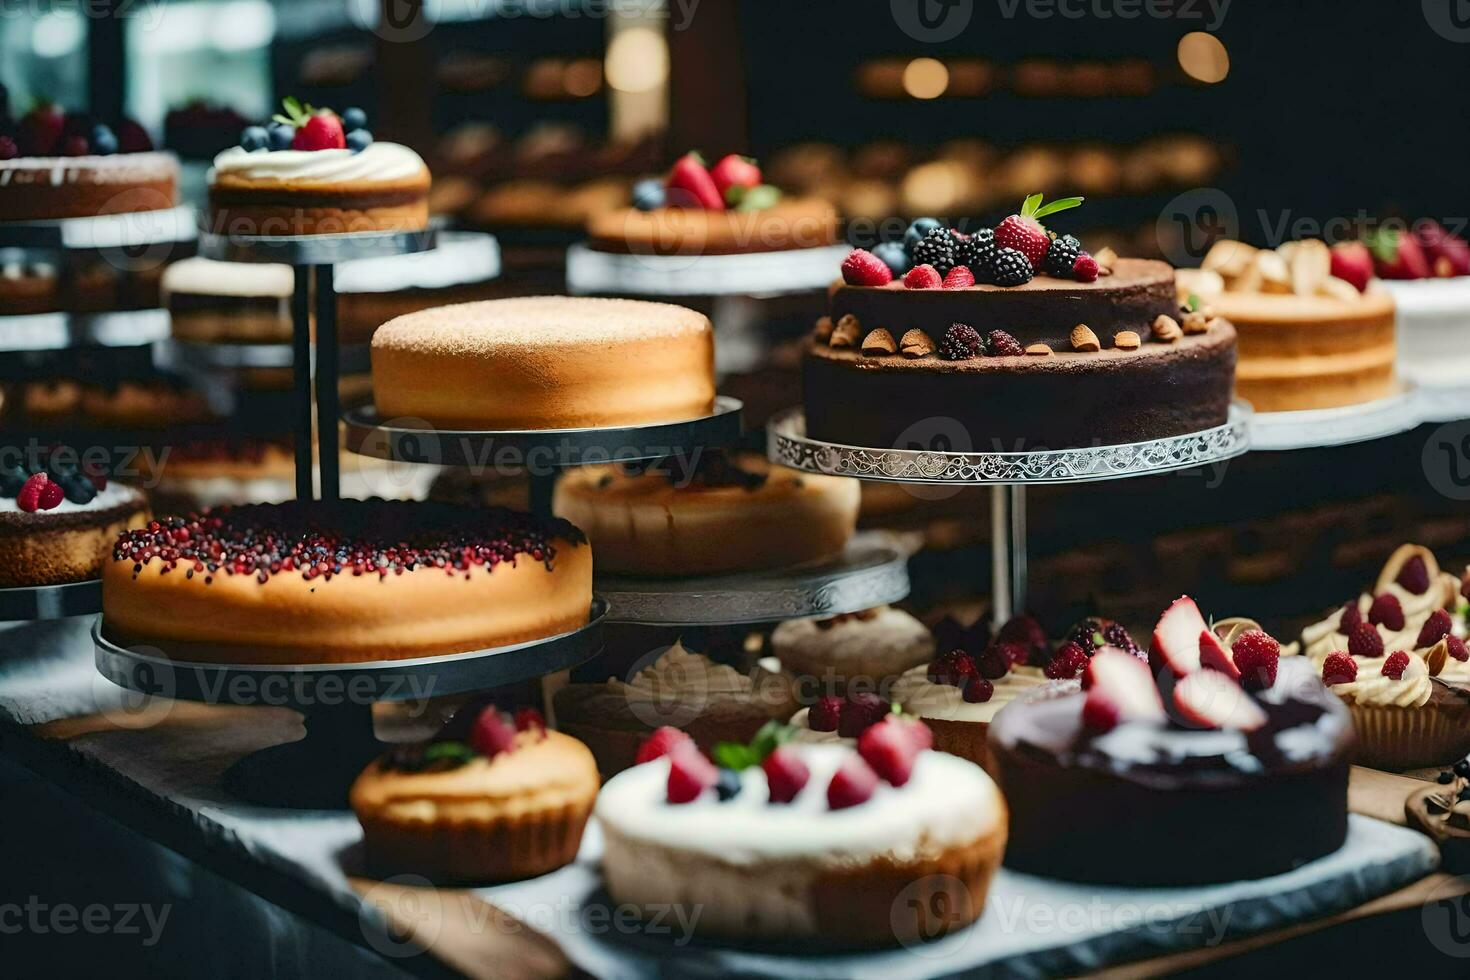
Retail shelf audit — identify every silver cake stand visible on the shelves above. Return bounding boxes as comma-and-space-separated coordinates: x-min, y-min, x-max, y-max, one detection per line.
767, 403, 1252, 621
0, 580, 102, 621
0, 206, 197, 250
159, 338, 373, 375
92, 600, 607, 808
1247, 383, 1424, 450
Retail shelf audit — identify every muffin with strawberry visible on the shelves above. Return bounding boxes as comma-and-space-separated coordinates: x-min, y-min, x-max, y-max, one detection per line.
208, 98, 430, 236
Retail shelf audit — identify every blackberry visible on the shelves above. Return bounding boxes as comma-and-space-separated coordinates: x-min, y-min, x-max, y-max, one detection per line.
0, 463, 26, 497
957, 227, 997, 278
1044, 234, 1083, 278
939, 322, 985, 361
987, 330, 1024, 356
990, 246, 1034, 287
903, 217, 943, 254
911, 227, 959, 276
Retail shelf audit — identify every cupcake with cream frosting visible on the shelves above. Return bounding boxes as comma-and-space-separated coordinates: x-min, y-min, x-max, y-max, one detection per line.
772, 606, 933, 699
1319, 646, 1470, 771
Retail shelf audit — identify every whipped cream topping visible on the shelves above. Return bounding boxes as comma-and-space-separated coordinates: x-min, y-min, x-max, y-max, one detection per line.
0, 481, 140, 517
771, 606, 934, 683
162, 256, 294, 298
594, 743, 1002, 863
786, 707, 849, 744
1328, 652, 1433, 708
617, 642, 754, 701
891, 662, 1048, 724
0, 152, 177, 185
210, 142, 426, 184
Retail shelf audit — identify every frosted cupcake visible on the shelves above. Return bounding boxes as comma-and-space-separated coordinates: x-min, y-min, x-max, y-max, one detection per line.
1319, 647, 1470, 771
772, 606, 934, 699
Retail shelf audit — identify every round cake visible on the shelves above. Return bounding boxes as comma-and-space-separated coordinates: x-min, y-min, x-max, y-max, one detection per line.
371, 296, 715, 429
162, 257, 293, 343
1383, 277, 1470, 389
552, 451, 858, 577
102, 500, 591, 664
0, 463, 149, 588
207, 101, 429, 237
770, 606, 934, 695
805, 257, 1236, 450
596, 726, 1006, 945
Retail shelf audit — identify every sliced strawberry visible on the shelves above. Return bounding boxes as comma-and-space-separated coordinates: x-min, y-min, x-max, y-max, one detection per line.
858, 718, 920, 787
1197, 628, 1239, 680
1081, 649, 1166, 732
1172, 670, 1267, 731
635, 725, 692, 765
1149, 595, 1210, 677
762, 746, 809, 803
666, 151, 725, 210
667, 744, 718, 803
827, 755, 879, 810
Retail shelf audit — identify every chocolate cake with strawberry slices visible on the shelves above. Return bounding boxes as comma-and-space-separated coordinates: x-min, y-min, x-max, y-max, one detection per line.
989, 597, 1352, 885
803, 197, 1237, 451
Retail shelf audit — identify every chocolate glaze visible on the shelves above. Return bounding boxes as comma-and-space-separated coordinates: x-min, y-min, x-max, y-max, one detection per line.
988, 659, 1353, 885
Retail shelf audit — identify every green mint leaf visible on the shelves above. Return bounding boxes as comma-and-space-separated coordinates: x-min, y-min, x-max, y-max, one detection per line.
712, 742, 756, 770
1021, 192, 1045, 219
423, 741, 476, 765
1187, 292, 1202, 312
1033, 196, 1084, 220
725, 184, 746, 207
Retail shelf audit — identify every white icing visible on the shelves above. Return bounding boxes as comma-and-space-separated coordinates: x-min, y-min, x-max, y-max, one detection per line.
594, 743, 1001, 862
0, 152, 177, 183
162, 257, 294, 298
0, 481, 141, 516
771, 606, 935, 685
209, 142, 426, 184
1385, 277, 1470, 387
786, 707, 852, 745
892, 662, 1049, 723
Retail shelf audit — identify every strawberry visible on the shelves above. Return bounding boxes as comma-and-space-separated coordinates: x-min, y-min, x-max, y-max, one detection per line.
16, 473, 48, 512
837, 692, 889, 737
635, 726, 693, 765
1347, 623, 1383, 659
1043, 641, 1089, 680
665, 151, 725, 210
996, 193, 1084, 267
904, 263, 943, 289
292, 111, 346, 151
1448, 635, 1470, 662
60, 135, 88, 156
1330, 241, 1374, 292
1414, 220, 1470, 277
1230, 630, 1281, 691
1172, 670, 1266, 731
667, 744, 718, 803
469, 707, 517, 758
827, 755, 879, 810
513, 707, 546, 734
709, 154, 761, 203
1338, 601, 1362, 634
942, 265, 975, 289
1396, 554, 1432, 594
858, 718, 921, 786
17, 103, 64, 156
762, 746, 809, 803
1367, 227, 1431, 280
963, 676, 994, 702
840, 248, 894, 286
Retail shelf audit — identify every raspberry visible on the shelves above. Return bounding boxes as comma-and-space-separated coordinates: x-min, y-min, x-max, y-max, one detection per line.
996, 214, 1051, 267
762, 746, 809, 803
15, 473, 48, 513
957, 227, 997, 277
997, 641, 1030, 667
513, 707, 546, 734
997, 614, 1049, 665
911, 227, 959, 276
1230, 630, 1280, 691
1044, 641, 1089, 679
469, 708, 517, 758
808, 695, 842, 732
635, 726, 692, 765
1322, 652, 1358, 686
36, 479, 64, 510
963, 676, 994, 702
904, 263, 942, 289
927, 649, 977, 687
976, 646, 1011, 680
838, 692, 889, 737
1339, 601, 1362, 634
1044, 234, 1082, 277
1381, 651, 1411, 680
1417, 609, 1454, 649
1368, 593, 1405, 631
858, 718, 920, 787
1396, 554, 1432, 594
1072, 253, 1100, 282
1347, 622, 1384, 659
1449, 636, 1470, 662
939, 322, 985, 361
841, 248, 894, 286
942, 265, 975, 289
667, 745, 718, 803
827, 755, 879, 810
987, 329, 1024, 356
990, 247, 1034, 287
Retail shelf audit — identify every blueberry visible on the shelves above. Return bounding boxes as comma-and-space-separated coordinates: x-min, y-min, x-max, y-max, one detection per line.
873, 240, 912, 276
62, 475, 96, 505
267, 122, 294, 150
239, 125, 269, 151
341, 107, 368, 132
0, 464, 26, 497
346, 129, 373, 153
90, 124, 118, 155
904, 217, 944, 254
714, 768, 742, 801
632, 178, 665, 212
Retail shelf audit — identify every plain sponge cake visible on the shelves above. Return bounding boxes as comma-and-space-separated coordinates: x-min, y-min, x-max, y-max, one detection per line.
370, 296, 716, 429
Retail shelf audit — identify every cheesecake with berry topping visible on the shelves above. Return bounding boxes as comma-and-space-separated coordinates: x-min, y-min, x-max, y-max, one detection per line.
0, 456, 148, 588
989, 597, 1352, 885
350, 702, 598, 882
207, 99, 430, 236
805, 200, 1236, 451
101, 501, 591, 664
596, 723, 1005, 944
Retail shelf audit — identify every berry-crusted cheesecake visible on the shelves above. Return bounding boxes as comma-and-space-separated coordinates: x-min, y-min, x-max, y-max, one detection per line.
989, 597, 1352, 885
208, 99, 430, 236
102, 501, 591, 664
0, 98, 177, 222
0, 456, 149, 588
351, 703, 598, 882
586, 151, 838, 255
596, 723, 1005, 945
553, 451, 859, 578
804, 197, 1237, 451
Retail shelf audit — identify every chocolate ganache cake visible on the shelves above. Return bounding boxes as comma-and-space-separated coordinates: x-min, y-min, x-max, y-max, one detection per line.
803, 204, 1237, 451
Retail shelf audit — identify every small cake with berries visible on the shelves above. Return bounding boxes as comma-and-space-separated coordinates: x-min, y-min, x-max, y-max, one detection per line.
990, 596, 1353, 885
595, 723, 1005, 944
771, 606, 934, 696
1317, 646, 1470, 771
804, 196, 1237, 450
0, 96, 177, 222
208, 99, 430, 236
102, 501, 591, 664
350, 703, 598, 882
586, 152, 838, 256
552, 451, 859, 578
788, 690, 902, 745
0, 456, 149, 588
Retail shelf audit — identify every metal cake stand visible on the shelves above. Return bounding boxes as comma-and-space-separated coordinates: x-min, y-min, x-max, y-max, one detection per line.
92, 600, 607, 808
160, 337, 373, 375
0, 580, 102, 622
767, 403, 1252, 621
0, 206, 197, 250
1247, 383, 1425, 450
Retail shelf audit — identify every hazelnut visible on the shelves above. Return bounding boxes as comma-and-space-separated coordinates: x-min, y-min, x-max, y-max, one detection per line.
861, 327, 897, 356
1152, 314, 1183, 342
1093, 246, 1118, 274
1070, 324, 1101, 352
1025, 343, 1053, 356
1181, 310, 1209, 334
831, 314, 861, 348
899, 329, 935, 358
1113, 330, 1141, 350
1204, 316, 1227, 333
814, 316, 834, 342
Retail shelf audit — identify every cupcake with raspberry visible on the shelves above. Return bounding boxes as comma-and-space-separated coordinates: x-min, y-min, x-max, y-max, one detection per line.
1299, 545, 1462, 663
1318, 647, 1470, 771
787, 690, 900, 745
771, 606, 934, 699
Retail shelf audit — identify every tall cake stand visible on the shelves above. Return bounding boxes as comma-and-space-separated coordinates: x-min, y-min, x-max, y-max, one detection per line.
92, 602, 608, 808
767, 404, 1252, 621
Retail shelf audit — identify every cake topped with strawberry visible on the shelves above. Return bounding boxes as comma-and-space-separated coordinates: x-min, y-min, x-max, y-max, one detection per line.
208, 98, 430, 237
988, 595, 1352, 885
594, 720, 1006, 944
585, 150, 838, 256
0, 89, 177, 222
1357, 219, 1470, 389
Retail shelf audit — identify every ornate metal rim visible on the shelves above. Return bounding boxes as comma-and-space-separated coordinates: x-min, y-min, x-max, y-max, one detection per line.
93, 599, 607, 706
1248, 384, 1423, 450
0, 206, 197, 249
0, 308, 170, 353
0, 579, 101, 622
161, 338, 372, 373
766, 403, 1252, 485
565, 242, 849, 297
598, 541, 910, 626
197, 226, 437, 266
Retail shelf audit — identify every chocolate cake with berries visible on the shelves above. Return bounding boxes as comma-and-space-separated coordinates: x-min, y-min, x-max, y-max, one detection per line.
989, 597, 1352, 885
803, 196, 1237, 451
208, 99, 430, 236
102, 500, 591, 664
0, 454, 149, 588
